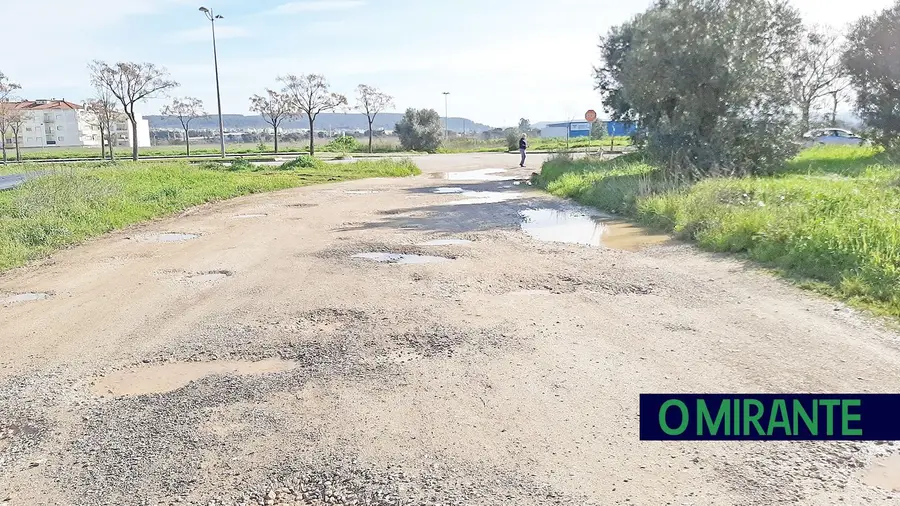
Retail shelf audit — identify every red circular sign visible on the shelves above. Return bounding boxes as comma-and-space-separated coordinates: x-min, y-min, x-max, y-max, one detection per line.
585, 109, 597, 122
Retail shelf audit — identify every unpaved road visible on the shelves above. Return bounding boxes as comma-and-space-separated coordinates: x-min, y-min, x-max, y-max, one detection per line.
2, 153, 900, 505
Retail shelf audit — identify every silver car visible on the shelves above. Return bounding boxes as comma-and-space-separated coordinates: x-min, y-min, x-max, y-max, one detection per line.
802, 128, 865, 147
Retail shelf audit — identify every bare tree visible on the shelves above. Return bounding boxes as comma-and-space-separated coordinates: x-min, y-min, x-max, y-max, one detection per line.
278, 74, 347, 156
0, 71, 21, 164
356, 85, 393, 153
84, 87, 120, 160
823, 78, 852, 128
89, 61, 178, 161
250, 89, 295, 153
161, 97, 205, 156
7, 107, 26, 161
788, 26, 846, 133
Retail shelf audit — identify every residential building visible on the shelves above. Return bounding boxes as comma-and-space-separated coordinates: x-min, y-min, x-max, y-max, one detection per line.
2, 99, 151, 149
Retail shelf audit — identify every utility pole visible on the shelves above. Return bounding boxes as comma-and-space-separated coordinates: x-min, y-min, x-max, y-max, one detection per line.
442, 91, 450, 139
199, 6, 226, 158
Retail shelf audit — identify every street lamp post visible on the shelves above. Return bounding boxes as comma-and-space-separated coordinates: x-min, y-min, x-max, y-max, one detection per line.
199, 6, 226, 158
442, 91, 450, 140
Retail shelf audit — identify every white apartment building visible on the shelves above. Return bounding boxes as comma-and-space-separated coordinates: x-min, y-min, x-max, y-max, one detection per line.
2, 99, 151, 149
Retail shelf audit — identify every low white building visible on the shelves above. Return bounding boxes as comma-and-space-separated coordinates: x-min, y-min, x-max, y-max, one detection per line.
2, 99, 151, 149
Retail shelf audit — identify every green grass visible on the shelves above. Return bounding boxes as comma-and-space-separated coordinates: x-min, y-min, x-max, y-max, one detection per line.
537, 146, 900, 317
0, 158, 419, 272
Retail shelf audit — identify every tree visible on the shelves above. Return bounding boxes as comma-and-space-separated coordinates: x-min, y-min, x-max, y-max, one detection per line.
6, 107, 26, 161
843, 1, 900, 150
250, 89, 294, 153
0, 71, 21, 164
395, 108, 443, 153
597, 0, 803, 177
84, 87, 120, 160
89, 61, 178, 161
161, 97, 205, 156
356, 84, 393, 153
787, 26, 846, 133
279, 74, 347, 155
518, 118, 532, 133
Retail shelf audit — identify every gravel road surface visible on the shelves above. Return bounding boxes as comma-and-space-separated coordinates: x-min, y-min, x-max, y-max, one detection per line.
1, 153, 899, 505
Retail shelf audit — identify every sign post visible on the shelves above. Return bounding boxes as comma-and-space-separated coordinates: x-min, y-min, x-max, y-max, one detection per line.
585, 110, 597, 153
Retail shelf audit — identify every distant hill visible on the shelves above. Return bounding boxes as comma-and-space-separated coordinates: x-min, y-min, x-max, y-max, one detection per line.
147, 113, 492, 133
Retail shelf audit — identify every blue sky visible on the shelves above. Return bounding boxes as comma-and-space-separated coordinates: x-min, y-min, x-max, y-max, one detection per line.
3, 0, 895, 127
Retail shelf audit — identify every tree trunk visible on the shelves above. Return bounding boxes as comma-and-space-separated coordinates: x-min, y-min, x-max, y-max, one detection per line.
100, 126, 107, 160
14, 137, 20, 162
368, 119, 374, 153
184, 127, 190, 156
1, 141, 6, 164
831, 95, 839, 127
109, 132, 115, 161
801, 103, 811, 133
308, 117, 315, 156
130, 117, 139, 161
274, 125, 279, 153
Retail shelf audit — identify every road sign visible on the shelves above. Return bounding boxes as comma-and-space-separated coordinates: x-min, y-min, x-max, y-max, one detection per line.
585, 109, 597, 123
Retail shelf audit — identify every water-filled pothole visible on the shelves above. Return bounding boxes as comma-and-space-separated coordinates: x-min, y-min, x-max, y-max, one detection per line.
92, 359, 296, 397
352, 253, 451, 264
519, 208, 672, 251
448, 191, 524, 205
184, 270, 232, 283
1, 292, 52, 305
445, 169, 513, 181
234, 213, 267, 219
417, 239, 472, 246
433, 187, 465, 194
862, 454, 900, 492
143, 233, 199, 243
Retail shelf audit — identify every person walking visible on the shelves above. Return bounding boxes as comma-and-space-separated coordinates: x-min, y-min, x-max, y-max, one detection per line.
519, 134, 528, 167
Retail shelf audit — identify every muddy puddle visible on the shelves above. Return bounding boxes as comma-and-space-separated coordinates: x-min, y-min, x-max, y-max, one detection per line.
417, 239, 472, 246
862, 454, 900, 492
432, 187, 524, 205
140, 233, 199, 243
92, 359, 296, 397
444, 169, 515, 181
352, 252, 451, 264
520, 208, 672, 251
1, 292, 52, 305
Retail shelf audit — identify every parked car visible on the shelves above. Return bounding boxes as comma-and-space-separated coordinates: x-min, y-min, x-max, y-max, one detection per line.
801, 128, 866, 147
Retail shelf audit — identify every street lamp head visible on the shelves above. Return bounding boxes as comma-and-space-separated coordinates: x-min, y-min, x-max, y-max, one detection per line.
198, 6, 209, 12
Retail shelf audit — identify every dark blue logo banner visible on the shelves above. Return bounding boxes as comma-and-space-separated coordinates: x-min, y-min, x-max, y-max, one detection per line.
640, 394, 900, 441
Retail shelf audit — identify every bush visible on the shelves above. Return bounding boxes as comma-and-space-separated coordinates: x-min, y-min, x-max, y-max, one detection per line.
506, 131, 520, 152
324, 136, 359, 153
279, 155, 326, 170
395, 108, 443, 153
229, 158, 254, 171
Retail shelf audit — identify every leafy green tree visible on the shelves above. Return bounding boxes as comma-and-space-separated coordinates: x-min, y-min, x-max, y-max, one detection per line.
597, 0, 802, 177
842, 1, 900, 150
518, 118, 531, 133
395, 108, 442, 152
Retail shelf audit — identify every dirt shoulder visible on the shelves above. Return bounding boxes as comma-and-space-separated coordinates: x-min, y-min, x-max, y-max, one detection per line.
1, 153, 899, 505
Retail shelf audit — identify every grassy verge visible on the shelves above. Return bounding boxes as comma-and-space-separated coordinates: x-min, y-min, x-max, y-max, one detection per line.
0, 158, 419, 272
536, 146, 900, 317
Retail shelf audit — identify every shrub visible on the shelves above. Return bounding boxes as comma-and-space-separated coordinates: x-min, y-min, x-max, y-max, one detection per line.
395, 108, 443, 153
279, 155, 326, 170
229, 158, 254, 171
324, 136, 359, 153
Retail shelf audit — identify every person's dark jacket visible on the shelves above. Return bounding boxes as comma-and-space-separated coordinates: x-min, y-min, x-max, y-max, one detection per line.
519, 137, 527, 150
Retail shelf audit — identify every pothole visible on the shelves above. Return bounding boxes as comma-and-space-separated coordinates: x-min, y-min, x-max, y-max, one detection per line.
184, 270, 232, 283
352, 252, 452, 264
287, 203, 317, 208
140, 233, 200, 243
1, 292, 52, 305
444, 169, 514, 181
91, 359, 296, 397
447, 191, 524, 205
519, 208, 672, 251
417, 239, 472, 246
234, 213, 268, 219
433, 187, 465, 194
862, 454, 900, 492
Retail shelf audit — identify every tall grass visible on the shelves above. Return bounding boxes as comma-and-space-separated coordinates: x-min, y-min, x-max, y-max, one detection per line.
537, 146, 900, 317
0, 159, 419, 271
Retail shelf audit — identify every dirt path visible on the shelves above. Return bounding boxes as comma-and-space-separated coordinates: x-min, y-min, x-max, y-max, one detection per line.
2, 153, 900, 505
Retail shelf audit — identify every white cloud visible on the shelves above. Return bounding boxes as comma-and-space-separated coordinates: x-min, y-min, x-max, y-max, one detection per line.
266, 0, 366, 14
171, 25, 252, 43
